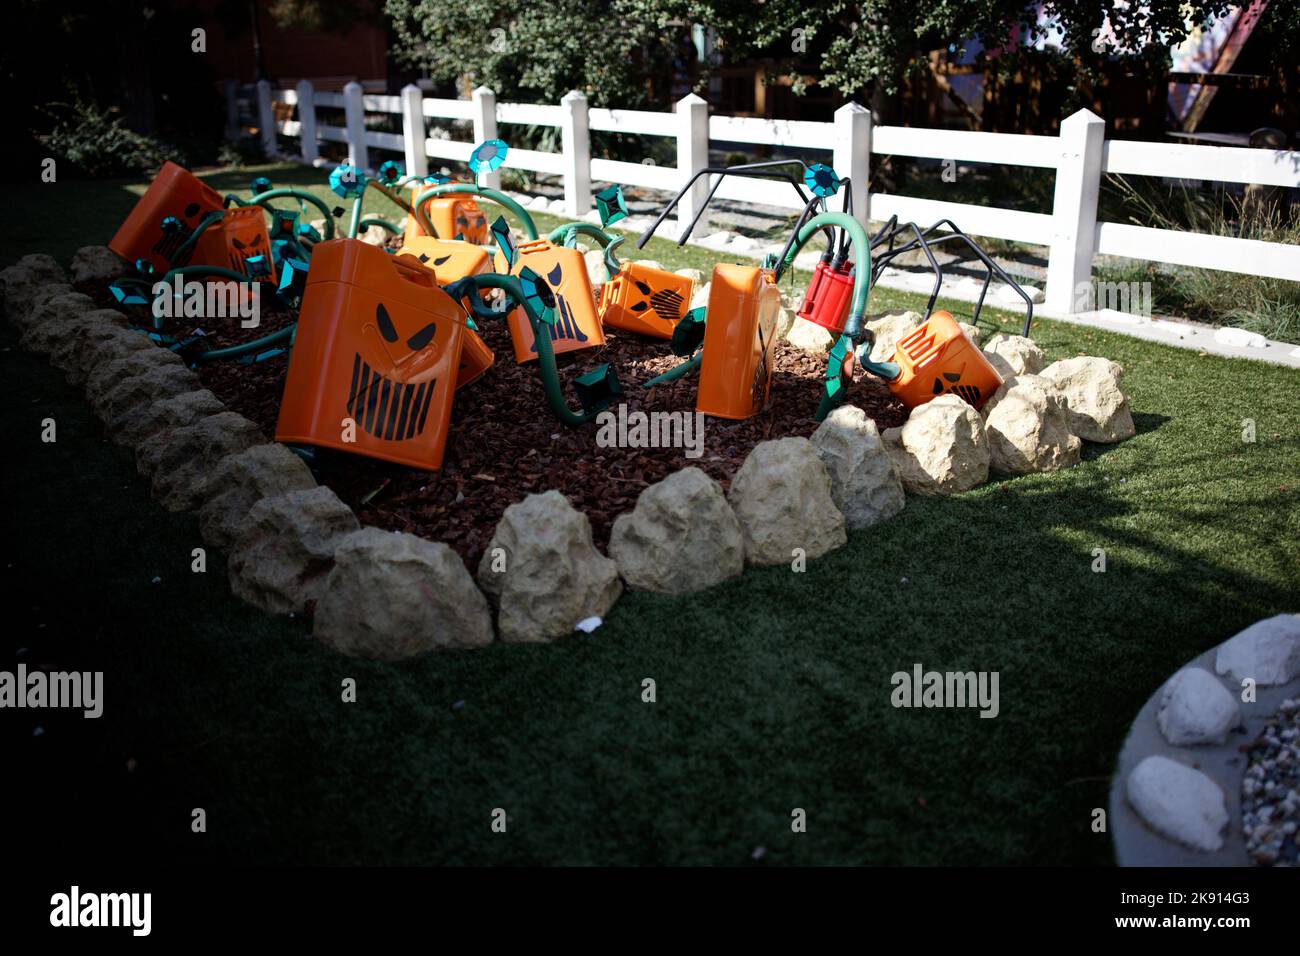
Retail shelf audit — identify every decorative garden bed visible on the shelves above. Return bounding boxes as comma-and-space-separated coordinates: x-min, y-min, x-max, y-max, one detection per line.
7, 245, 1138, 655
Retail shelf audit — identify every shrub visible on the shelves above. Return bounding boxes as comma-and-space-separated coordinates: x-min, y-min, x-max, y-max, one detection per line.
38, 101, 184, 178
218, 138, 269, 170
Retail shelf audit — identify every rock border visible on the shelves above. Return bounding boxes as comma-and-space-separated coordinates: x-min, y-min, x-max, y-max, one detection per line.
5, 249, 1133, 657
1108, 616, 1300, 866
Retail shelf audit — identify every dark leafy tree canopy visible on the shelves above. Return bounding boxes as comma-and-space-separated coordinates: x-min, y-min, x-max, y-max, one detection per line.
386, 0, 1298, 106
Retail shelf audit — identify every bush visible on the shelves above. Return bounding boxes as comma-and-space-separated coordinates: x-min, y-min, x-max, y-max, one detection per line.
218, 138, 269, 171
38, 101, 184, 178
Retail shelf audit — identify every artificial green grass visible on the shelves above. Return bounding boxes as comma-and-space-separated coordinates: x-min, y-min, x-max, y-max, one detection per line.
5, 165, 1299, 865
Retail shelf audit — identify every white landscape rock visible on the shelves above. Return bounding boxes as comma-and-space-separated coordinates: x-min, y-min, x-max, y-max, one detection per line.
16, 291, 96, 337
45, 309, 130, 376
19, 305, 109, 356
1156, 668, 1241, 746
1213, 327, 1267, 349
690, 280, 712, 311
865, 311, 923, 362
882, 395, 990, 496
1214, 614, 1300, 687
584, 248, 607, 287
314, 528, 494, 659
0, 254, 67, 322
673, 268, 704, 285
476, 490, 621, 643
84, 348, 187, 411
109, 388, 226, 449
91, 363, 201, 425
357, 223, 391, 247
728, 437, 846, 565
982, 333, 1046, 378
70, 245, 130, 285
981, 374, 1082, 475
958, 322, 981, 346
811, 406, 905, 530
1126, 755, 1228, 852
785, 316, 834, 353
609, 467, 744, 594
1039, 356, 1136, 443
144, 412, 264, 512
228, 486, 360, 615
61, 325, 158, 385
199, 442, 318, 550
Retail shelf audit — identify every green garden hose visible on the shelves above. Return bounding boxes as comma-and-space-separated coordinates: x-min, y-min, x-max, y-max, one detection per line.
442, 273, 601, 426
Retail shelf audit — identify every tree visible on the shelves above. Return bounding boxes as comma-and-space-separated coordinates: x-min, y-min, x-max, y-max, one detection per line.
385, 0, 688, 108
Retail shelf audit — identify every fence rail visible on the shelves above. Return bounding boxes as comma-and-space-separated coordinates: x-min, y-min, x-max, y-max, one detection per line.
251, 80, 1300, 313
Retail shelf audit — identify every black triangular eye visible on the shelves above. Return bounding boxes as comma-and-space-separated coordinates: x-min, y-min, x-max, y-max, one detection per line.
184, 203, 201, 218
455, 216, 468, 225
433, 255, 451, 266
406, 322, 436, 350
943, 371, 961, 382
631, 301, 649, 312
231, 237, 245, 249
377, 303, 399, 342
932, 377, 945, 395
418, 254, 430, 263
635, 280, 652, 295
546, 263, 563, 286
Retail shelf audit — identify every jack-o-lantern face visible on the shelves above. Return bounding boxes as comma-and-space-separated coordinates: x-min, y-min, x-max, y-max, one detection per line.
194, 207, 277, 282
598, 262, 694, 340
399, 237, 491, 285
501, 240, 605, 364
349, 302, 443, 441
452, 208, 490, 244
276, 237, 469, 471
403, 192, 491, 245
887, 311, 1002, 411
110, 161, 225, 273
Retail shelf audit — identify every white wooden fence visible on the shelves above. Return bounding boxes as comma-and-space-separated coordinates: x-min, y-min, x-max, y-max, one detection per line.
255, 79, 1300, 314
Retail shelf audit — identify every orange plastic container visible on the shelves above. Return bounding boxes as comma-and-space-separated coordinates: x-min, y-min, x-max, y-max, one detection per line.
888, 310, 1002, 410
108, 161, 225, 273
598, 262, 694, 339
191, 206, 277, 282
403, 185, 489, 244
395, 239, 496, 389
397, 236, 492, 285
696, 264, 781, 420
275, 238, 469, 471
499, 239, 605, 364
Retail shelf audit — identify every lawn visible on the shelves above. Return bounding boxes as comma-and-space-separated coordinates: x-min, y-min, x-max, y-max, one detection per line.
4, 164, 1298, 865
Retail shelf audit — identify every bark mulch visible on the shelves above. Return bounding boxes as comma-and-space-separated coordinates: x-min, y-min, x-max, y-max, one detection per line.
87, 274, 909, 568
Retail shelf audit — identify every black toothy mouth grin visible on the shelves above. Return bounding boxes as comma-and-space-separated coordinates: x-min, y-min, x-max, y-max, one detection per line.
347, 354, 437, 441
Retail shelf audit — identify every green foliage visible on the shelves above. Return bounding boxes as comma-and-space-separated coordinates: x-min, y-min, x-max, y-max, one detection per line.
385, 0, 687, 108
38, 101, 184, 178
1098, 175, 1300, 344
385, 1, 1298, 105
217, 138, 270, 171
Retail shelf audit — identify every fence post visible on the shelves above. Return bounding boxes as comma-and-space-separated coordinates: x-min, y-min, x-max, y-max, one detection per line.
256, 80, 276, 158
343, 80, 369, 172
400, 84, 427, 179
834, 102, 872, 229
472, 86, 500, 191
676, 93, 710, 238
296, 80, 318, 164
1045, 109, 1105, 314
560, 90, 591, 217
